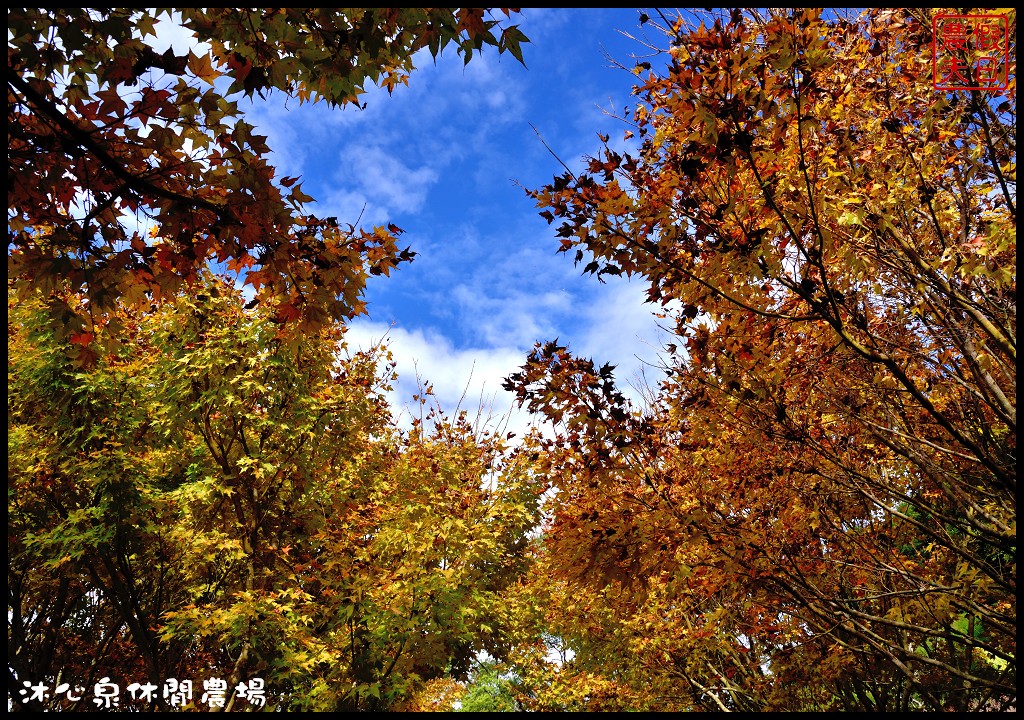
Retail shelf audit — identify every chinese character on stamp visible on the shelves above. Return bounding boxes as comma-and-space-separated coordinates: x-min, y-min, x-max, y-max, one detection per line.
933, 14, 1009, 91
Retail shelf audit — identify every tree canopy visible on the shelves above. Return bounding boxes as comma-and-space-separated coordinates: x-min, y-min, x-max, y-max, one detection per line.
8, 8, 527, 356
509, 7, 1015, 711
8, 7, 541, 712
9, 276, 543, 711
8, 7, 1016, 713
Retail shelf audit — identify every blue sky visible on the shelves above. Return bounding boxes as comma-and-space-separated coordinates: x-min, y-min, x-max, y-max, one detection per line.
159, 9, 673, 432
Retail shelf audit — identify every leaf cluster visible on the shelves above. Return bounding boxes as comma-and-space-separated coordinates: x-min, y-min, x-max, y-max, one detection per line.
8, 277, 544, 711
512, 7, 1015, 711
8, 8, 528, 349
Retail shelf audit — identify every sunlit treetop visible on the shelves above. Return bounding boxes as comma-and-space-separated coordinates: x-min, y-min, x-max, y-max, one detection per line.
510, 7, 1015, 710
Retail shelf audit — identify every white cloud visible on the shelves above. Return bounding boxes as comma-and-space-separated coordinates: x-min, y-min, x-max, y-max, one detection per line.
316, 188, 387, 228
450, 284, 572, 349
575, 277, 671, 404
342, 145, 440, 214
347, 273, 667, 440
313, 143, 439, 230
237, 98, 312, 181
117, 208, 153, 240
343, 320, 535, 438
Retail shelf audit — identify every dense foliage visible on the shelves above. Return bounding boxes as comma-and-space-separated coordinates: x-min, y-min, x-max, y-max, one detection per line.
8, 7, 539, 712
8, 7, 1016, 713
9, 278, 542, 711
509, 7, 1015, 712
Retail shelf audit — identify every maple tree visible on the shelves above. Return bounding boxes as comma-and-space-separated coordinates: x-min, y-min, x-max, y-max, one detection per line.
8, 276, 543, 711
8, 8, 544, 710
8, 8, 528, 350
510, 8, 1015, 711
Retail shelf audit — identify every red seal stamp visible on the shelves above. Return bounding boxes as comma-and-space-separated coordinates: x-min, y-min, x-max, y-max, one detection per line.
932, 14, 1009, 91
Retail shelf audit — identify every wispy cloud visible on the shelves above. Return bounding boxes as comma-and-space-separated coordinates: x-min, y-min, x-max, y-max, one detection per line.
234, 9, 668, 428
343, 320, 534, 437
327, 144, 439, 217
575, 277, 670, 403
450, 284, 572, 348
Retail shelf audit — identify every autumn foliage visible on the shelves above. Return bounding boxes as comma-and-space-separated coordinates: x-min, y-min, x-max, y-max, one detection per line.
8, 7, 540, 712
510, 7, 1015, 711
7, 7, 1017, 713
8, 277, 543, 711
8, 8, 526, 350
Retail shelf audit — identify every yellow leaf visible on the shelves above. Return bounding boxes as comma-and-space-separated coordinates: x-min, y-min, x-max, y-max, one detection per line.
187, 51, 222, 84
